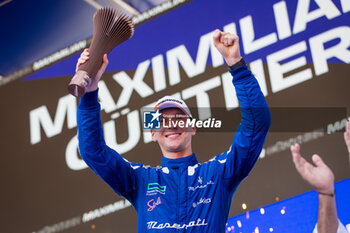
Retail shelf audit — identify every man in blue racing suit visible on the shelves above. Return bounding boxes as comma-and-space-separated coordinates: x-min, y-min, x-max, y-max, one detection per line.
76, 30, 271, 232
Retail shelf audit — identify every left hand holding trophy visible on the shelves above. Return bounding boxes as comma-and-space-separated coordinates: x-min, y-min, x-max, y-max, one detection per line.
68, 8, 134, 97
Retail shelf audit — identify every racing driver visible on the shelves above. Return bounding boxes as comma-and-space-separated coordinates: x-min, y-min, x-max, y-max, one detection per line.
76, 30, 271, 232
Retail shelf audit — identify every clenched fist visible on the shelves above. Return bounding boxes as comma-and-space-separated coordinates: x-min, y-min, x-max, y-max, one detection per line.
213, 29, 242, 66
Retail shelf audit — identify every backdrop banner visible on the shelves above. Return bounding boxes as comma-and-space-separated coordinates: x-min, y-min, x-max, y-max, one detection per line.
0, 0, 349, 232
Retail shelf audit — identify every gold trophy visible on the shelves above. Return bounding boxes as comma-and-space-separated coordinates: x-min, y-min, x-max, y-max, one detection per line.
68, 8, 134, 97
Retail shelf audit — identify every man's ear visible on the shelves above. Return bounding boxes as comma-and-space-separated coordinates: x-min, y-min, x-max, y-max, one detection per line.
151, 129, 157, 142
191, 126, 196, 136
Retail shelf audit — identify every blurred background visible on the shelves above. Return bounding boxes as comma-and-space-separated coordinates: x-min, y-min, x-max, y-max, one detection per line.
0, 0, 349, 232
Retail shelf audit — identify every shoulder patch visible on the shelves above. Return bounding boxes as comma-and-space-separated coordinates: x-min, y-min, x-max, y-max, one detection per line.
161, 167, 169, 174
217, 159, 227, 164
188, 164, 199, 176
130, 165, 141, 170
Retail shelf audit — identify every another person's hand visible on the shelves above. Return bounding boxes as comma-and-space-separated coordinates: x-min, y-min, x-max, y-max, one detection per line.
75, 48, 109, 92
290, 144, 334, 195
344, 121, 350, 161
213, 30, 242, 66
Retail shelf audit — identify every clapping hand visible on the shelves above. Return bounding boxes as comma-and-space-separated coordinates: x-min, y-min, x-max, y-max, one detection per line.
290, 144, 334, 195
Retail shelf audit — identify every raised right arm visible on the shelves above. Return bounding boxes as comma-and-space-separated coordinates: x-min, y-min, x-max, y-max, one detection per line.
78, 90, 141, 205
76, 50, 140, 205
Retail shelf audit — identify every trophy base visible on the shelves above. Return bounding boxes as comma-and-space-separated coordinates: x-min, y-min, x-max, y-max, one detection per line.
68, 84, 86, 97
68, 70, 91, 97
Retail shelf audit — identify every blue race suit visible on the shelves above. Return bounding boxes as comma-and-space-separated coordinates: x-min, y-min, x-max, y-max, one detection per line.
77, 65, 271, 233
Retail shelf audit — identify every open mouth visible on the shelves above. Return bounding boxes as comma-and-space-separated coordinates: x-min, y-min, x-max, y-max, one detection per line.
165, 132, 182, 138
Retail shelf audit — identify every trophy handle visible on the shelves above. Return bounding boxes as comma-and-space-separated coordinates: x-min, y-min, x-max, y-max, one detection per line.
68, 70, 92, 97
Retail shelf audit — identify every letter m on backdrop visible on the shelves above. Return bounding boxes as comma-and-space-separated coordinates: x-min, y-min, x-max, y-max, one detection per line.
29, 95, 77, 144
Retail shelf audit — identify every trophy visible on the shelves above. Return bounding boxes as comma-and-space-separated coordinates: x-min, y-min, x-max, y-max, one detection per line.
68, 8, 134, 97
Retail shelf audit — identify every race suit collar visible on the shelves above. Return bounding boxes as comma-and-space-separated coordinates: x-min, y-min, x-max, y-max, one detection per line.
161, 153, 198, 168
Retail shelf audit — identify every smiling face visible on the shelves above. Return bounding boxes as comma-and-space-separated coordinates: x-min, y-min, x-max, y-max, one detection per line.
151, 108, 196, 158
